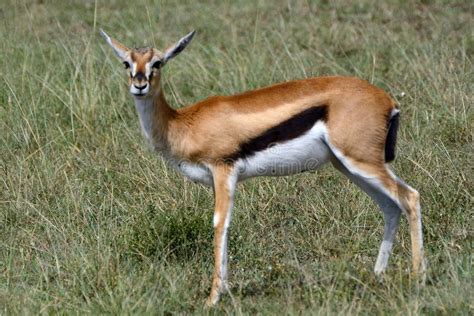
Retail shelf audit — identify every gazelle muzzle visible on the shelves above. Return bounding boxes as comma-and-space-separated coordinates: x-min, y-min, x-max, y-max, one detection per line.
130, 72, 149, 96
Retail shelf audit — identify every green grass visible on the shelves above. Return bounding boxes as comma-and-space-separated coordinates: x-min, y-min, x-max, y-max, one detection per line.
1, 0, 472, 314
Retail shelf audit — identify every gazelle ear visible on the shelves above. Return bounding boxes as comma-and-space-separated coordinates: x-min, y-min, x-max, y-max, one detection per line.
163, 30, 196, 63
100, 29, 130, 60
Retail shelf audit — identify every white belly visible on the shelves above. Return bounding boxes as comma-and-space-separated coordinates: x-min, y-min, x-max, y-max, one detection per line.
171, 122, 329, 185
236, 121, 330, 180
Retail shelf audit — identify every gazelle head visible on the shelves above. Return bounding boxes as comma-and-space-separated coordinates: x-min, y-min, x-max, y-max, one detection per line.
100, 29, 195, 98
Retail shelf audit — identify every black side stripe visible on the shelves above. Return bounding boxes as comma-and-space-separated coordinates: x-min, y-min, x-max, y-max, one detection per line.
226, 105, 328, 161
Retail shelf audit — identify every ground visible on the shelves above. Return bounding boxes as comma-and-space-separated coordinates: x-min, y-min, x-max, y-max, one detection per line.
1, 0, 472, 314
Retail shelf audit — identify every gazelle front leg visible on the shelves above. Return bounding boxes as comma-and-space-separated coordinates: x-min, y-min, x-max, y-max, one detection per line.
206, 164, 237, 306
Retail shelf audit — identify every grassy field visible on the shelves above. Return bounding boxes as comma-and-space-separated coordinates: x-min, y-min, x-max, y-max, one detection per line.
1, 0, 472, 314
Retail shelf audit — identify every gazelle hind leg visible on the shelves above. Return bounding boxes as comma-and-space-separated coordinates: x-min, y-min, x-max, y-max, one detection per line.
395, 177, 426, 277
373, 198, 402, 276
329, 151, 426, 277
330, 156, 402, 275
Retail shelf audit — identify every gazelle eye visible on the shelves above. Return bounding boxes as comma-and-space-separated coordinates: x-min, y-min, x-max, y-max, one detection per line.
152, 61, 162, 69
123, 61, 130, 69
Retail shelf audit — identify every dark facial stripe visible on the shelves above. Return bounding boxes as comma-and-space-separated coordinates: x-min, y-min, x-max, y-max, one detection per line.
226, 106, 328, 161
134, 72, 145, 81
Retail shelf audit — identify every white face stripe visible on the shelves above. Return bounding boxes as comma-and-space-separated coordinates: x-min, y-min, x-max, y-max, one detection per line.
145, 57, 160, 78
132, 62, 137, 77
145, 62, 151, 78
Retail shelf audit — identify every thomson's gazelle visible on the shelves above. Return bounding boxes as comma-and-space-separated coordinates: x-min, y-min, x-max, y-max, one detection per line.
101, 30, 426, 305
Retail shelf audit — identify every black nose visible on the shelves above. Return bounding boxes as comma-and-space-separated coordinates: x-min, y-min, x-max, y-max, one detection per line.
134, 72, 145, 81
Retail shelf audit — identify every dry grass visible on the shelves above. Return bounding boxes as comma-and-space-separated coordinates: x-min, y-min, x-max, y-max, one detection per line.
1, 0, 472, 314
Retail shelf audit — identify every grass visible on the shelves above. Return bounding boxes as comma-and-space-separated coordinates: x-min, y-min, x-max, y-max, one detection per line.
1, 0, 472, 314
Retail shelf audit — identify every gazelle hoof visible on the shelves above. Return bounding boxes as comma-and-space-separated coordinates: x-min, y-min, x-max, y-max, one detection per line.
205, 294, 219, 307
374, 270, 386, 283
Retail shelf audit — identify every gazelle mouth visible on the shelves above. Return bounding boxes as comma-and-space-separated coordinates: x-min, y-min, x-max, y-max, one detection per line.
132, 92, 146, 97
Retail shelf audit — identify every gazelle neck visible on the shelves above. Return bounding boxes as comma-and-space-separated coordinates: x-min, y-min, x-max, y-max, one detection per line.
133, 86, 176, 152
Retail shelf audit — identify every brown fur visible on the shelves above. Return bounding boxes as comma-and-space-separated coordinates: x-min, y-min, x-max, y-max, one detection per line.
123, 45, 397, 168
207, 164, 234, 306
164, 77, 397, 165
